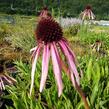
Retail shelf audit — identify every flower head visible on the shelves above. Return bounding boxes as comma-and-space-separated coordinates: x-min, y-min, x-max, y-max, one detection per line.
30, 8, 80, 97
0, 65, 16, 91
36, 16, 63, 44
80, 5, 95, 20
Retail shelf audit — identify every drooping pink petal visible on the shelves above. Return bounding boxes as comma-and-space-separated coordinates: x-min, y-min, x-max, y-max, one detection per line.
30, 46, 41, 96
30, 46, 37, 53
1, 78, 5, 90
40, 44, 50, 92
70, 72, 76, 87
62, 39, 83, 76
59, 40, 80, 87
82, 11, 86, 20
90, 11, 95, 19
62, 38, 76, 63
88, 10, 91, 19
4, 74, 16, 83
0, 78, 2, 90
51, 42, 63, 97
0, 84, 1, 90
31, 46, 38, 61
3, 76, 13, 84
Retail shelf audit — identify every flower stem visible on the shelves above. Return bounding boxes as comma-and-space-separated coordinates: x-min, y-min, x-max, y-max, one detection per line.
61, 59, 90, 109
75, 81, 90, 109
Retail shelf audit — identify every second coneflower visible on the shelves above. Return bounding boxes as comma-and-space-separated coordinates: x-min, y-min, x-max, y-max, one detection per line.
81, 5, 95, 20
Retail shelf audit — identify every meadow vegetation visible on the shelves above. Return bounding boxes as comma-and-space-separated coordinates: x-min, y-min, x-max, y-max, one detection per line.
0, 14, 109, 109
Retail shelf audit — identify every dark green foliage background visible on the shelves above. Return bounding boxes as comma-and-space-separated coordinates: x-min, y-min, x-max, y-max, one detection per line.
0, 0, 109, 19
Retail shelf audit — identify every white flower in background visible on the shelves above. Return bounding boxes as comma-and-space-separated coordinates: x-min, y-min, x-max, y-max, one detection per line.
57, 17, 82, 28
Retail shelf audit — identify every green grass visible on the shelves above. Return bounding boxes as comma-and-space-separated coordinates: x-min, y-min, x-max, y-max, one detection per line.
0, 14, 109, 109
0, 14, 36, 51
3, 55, 109, 109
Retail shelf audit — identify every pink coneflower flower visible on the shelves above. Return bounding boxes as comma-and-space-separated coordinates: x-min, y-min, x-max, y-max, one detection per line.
30, 7, 80, 97
0, 66, 16, 91
30, 7, 90, 109
81, 5, 95, 20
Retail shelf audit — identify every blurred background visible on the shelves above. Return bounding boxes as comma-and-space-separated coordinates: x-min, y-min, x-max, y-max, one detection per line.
0, 0, 109, 19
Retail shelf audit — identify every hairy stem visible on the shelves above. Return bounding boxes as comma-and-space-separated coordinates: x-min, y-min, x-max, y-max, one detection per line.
75, 81, 90, 109
61, 59, 90, 109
